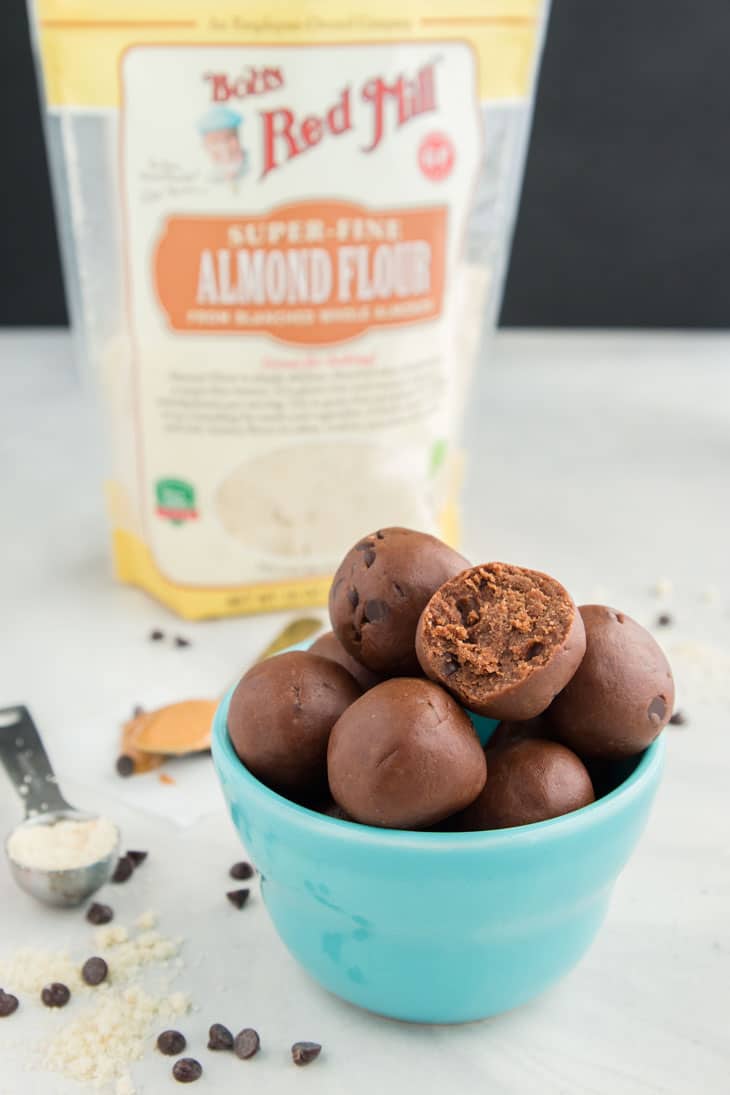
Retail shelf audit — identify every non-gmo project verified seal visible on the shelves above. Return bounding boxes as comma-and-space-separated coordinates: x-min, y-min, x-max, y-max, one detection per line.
155, 478, 198, 525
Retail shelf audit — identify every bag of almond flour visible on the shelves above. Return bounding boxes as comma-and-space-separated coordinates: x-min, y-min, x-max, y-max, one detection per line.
32, 0, 550, 618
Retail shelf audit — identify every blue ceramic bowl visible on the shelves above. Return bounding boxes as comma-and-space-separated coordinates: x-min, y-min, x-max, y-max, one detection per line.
212, 680, 664, 1023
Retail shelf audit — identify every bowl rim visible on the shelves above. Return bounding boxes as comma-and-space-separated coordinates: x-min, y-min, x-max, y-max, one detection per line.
212, 683, 665, 853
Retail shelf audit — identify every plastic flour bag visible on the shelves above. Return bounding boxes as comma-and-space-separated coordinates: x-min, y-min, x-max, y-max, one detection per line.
32, 1, 550, 618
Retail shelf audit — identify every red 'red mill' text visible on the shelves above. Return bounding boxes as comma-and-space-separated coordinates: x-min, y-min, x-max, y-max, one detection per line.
203, 61, 439, 177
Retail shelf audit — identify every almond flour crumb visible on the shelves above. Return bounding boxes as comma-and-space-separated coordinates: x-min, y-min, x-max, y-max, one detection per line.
0, 948, 83, 995
652, 577, 673, 599
42, 984, 191, 1090
134, 910, 157, 931
94, 925, 129, 948
1, 916, 188, 1092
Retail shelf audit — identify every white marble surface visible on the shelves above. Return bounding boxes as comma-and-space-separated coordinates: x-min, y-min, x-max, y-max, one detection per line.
0, 329, 729, 1094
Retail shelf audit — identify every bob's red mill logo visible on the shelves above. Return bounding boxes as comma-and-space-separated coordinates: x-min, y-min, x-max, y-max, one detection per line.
203, 60, 439, 177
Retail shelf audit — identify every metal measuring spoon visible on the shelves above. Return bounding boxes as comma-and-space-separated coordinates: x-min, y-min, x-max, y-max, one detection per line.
0, 706, 120, 907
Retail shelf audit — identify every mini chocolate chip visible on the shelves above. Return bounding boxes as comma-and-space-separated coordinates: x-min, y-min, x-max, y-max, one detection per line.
116, 755, 135, 777
234, 1028, 260, 1059
614, 612, 626, 624
0, 991, 19, 1017
346, 587, 359, 609
226, 888, 250, 909
229, 861, 254, 881
111, 855, 134, 883
526, 642, 544, 660
669, 710, 687, 726
656, 613, 673, 627
172, 1058, 202, 1083
132, 704, 145, 718
41, 983, 70, 1008
376, 530, 385, 539
126, 850, 148, 866
363, 548, 376, 568
86, 902, 114, 925
81, 957, 108, 986
207, 1023, 234, 1050
292, 1041, 322, 1066
648, 696, 667, 723
363, 599, 389, 622
174, 636, 191, 648
157, 1029, 187, 1055
442, 656, 459, 677
149, 629, 164, 641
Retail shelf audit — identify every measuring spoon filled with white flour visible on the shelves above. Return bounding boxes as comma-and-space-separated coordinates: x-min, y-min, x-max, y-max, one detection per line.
0, 706, 120, 906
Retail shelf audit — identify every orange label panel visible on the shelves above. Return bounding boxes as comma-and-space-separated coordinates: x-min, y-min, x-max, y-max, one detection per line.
154, 200, 446, 344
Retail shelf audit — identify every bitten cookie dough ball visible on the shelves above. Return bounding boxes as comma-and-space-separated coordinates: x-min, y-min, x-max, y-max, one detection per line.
416, 563, 586, 720
228, 652, 362, 798
327, 678, 487, 829
329, 527, 470, 676
455, 739, 595, 830
549, 605, 675, 759
309, 631, 382, 692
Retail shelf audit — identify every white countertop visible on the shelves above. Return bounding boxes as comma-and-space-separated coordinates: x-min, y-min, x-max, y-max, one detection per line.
1, 328, 729, 1094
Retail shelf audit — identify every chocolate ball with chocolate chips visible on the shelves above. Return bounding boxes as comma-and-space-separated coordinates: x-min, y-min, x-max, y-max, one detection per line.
548, 605, 675, 759
327, 678, 486, 829
454, 738, 595, 831
329, 528, 470, 676
309, 631, 382, 692
228, 651, 362, 798
416, 563, 586, 721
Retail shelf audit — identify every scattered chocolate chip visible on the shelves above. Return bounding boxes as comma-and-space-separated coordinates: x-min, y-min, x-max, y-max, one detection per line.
207, 1023, 234, 1050
149, 629, 165, 642
669, 710, 688, 726
86, 902, 113, 925
174, 637, 191, 648
442, 656, 459, 677
172, 1058, 202, 1083
41, 983, 70, 1008
229, 861, 254, 881
111, 855, 135, 883
656, 613, 673, 628
526, 642, 544, 660
81, 957, 108, 986
233, 1028, 260, 1059
291, 1041, 322, 1066
226, 888, 250, 909
116, 755, 135, 778
0, 991, 19, 1017
363, 599, 388, 623
126, 850, 148, 866
363, 548, 376, 568
648, 695, 667, 723
346, 587, 359, 609
157, 1029, 187, 1055
376, 530, 385, 539
132, 704, 145, 718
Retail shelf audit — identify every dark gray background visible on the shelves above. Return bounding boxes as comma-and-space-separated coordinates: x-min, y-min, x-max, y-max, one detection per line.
2, 0, 727, 328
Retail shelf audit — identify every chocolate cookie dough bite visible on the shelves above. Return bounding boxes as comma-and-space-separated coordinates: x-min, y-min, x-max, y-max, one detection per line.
228, 651, 362, 800
549, 605, 675, 759
327, 679, 486, 829
416, 563, 586, 720
329, 528, 470, 676
455, 739, 595, 831
309, 631, 382, 692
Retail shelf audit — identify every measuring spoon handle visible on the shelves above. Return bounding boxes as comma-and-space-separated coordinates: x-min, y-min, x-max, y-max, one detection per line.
0, 706, 72, 817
